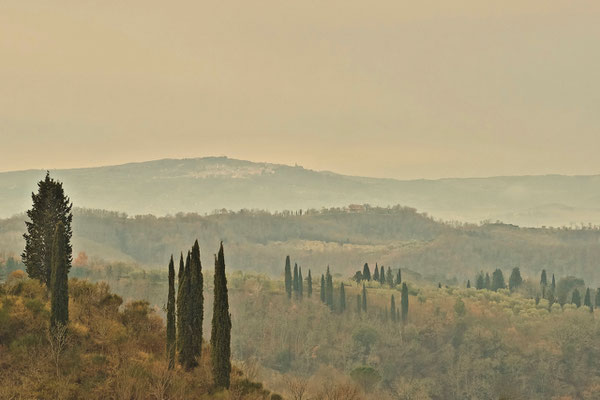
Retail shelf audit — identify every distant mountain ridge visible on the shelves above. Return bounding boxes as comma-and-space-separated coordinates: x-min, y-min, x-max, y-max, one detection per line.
1, 156, 600, 227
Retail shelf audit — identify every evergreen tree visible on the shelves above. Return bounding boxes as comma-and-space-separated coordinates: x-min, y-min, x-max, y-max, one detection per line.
211, 243, 231, 389
339, 283, 346, 312
572, 289, 581, 308
293, 263, 299, 296
178, 253, 184, 284
466, 280, 471, 289
298, 267, 303, 299
596, 288, 600, 308
396, 268, 402, 285
584, 287, 592, 311
438, 282, 442, 289
485, 272, 491, 290
363, 263, 371, 281
373, 264, 380, 282
167, 255, 176, 369
491, 269, 506, 292
401, 282, 409, 324
320, 274, 326, 303
23, 172, 73, 286
508, 267, 523, 291
390, 294, 396, 322
284, 256, 292, 299
50, 222, 69, 329
379, 265, 386, 285
177, 251, 190, 353
475, 272, 485, 290
189, 240, 204, 364
326, 266, 334, 308
307, 270, 312, 298
386, 267, 394, 287
540, 269, 547, 286
551, 274, 556, 290
362, 283, 367, 312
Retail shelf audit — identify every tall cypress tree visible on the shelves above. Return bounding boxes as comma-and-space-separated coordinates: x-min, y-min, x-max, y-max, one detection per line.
508, 267, 522, 291
363, 263, 371, 281
50, 222, 69, 329
339, 283, 346, 312
396, 269, 402, 286
211, 243, 232, 389
572, 289, 581, 308
491, 269, 505, 292
326, 266, 334, 308
293, 263, 299, 296
373, 264, 380, 282
551, 274, 556, 290
540, 269, 547, 286
298, 267, 303, 299
362, 283, 367, 312
401, 282, 409, 324
284, 256, 292, 299
23, 172, 73, 286
320, 274, 326, 303
584, 288, 592, 311
306, 270, 312, 298
177, 251, 190, 353
390, 294, 396, 322
466, 280, 471, 289
379, 265, 386, 285
475, 272, 485, 290
386, 267, 394, 287
166, 255, 176, 369
189, 240, 204, 365
178, 253, 185, 284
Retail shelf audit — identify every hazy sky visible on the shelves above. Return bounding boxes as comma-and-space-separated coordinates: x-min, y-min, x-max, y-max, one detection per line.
1, 1, 599, 179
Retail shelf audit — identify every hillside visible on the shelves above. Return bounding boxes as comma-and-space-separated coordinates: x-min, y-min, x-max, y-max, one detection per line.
2, 157, 600, 227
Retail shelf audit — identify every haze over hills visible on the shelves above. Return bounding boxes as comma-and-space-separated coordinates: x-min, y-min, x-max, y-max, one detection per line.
1, 156, 600, 227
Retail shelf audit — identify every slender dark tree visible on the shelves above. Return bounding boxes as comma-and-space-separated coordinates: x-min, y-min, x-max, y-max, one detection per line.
379, 265, 386, 285
284, 256, 292, 299
363, 263, 371, 281
189, 240, 204, 364
339, 283, 346, 312
362, 283, 367, 312
386, 267, 394, 287
298, 267, 303, 299
396, 268, 402, 286
177, 251, 190, 353
401, 282, 409, 324
540, 269, 547, 286
475, 272, 485, 290
23, 172, 73, 286
508, 267, 523, 291
293, 263, 299, 296
373, 264, 380, 282
390, 294, 396, 323
320, 274, 326, 303
572, 289, 581, 308
491, 269, 506, 292
466, 280, 471, 289
50, 222, 69, 329
307, 269, 312, 298
485, 272, 491, 290
178, 253, 185, 284
584, 288, 592, 311
551, 274, 556, 290
438, 283, 442, 289
166, 255, 176, 369
211, 243, 231, 389
326, 266, 334, 308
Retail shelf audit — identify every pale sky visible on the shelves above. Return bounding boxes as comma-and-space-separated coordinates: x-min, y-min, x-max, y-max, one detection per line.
1, 1, 599, 179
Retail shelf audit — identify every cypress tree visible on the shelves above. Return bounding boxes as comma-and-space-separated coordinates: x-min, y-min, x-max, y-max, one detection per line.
491, 269, 505, 292
396, 269, 402, 285
540, 269, 547, 286
284, 256, 292, 299
298, 267, 303, 299
508, 267, 523, 291
177, 251, 190, 353
379, 265, 386, 285
401, 282, 409, 324
466, 280, 471, 289
485, 273, 491, 290
23, 172, 73, 286
326, 266, 334, 308
386, 267, 394, 287
178, 253, 184, 284
362, 283, 367, 312
307, 270, 312, 298
189, 240, 204, 365
363, 263, 371, 281
211, 243, 232, 389
438, 282, 442, 289
584, 288, 592, 311
50, 222, 69, 329
339, 283, 346, 312
551, 274, 556, 290
320, 274, 326, 303
293, 263, 299, 296
373, 264, 380, 282
572, 289, 581, 308
166, 255, 176, 369
390, 295, 396, 322
475, 272, 485, 290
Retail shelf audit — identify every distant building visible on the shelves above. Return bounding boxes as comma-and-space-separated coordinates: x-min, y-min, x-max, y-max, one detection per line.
347, 204, 365, 213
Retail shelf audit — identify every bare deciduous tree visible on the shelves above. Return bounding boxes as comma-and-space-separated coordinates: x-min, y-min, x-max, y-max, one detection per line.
47, 323, 70, 377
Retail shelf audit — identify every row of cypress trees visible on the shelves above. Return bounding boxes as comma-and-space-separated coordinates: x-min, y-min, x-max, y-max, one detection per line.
284, 255, 313, 300
166, 241, 231, 389
353, 262, 402, 287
